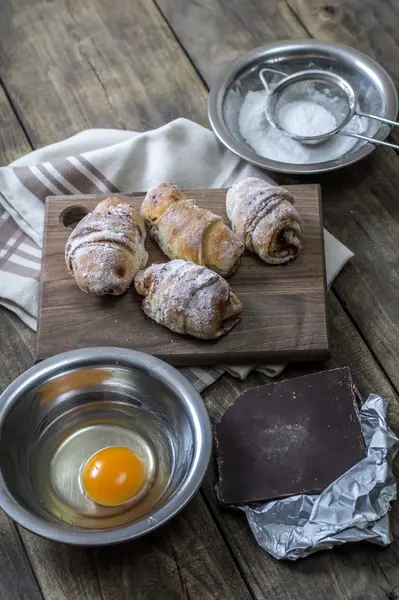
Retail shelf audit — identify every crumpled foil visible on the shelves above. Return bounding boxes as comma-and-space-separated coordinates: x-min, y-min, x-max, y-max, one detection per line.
239, 394, 399, 560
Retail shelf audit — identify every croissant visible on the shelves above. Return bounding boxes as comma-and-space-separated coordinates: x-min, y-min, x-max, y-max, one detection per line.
226, 178, 303, 265
65, 197, 148, 295
134, 260, 243, 339
141, 183, 244, 277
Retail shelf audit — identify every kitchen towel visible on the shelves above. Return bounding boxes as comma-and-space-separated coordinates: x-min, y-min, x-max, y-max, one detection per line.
0, 118, 353, 391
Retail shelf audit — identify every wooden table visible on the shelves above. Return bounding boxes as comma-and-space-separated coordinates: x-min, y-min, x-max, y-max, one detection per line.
1, 1, 399, 598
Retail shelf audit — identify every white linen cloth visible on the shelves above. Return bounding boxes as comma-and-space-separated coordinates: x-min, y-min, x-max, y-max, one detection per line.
0, 118, 353, 391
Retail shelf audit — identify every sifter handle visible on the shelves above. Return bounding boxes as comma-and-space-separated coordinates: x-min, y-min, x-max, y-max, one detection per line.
356, 111, 399, 128
259, 68, 287, 93
340, 130, 399, 150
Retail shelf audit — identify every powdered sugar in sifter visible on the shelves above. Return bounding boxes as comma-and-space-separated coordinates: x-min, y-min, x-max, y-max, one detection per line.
260, 68, 399, 150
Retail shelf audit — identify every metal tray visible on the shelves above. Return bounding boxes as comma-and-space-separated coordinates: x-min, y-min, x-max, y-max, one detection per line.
208, 40, 398, 174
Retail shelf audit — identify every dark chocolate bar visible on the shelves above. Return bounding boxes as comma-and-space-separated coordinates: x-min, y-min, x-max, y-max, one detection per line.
215, 367, 366, 505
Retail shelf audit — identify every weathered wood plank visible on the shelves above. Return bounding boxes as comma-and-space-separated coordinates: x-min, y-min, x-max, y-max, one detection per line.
287, 0, 399, 93
0, 0, 208, 147
0, 83, 43, 600
0, 85, 32, 163
19, 491, 253, 600
0, 310, 35, 390
290, 0, 399, 148
156, 0, 307, 86
0, 515, 43, 600
0, 314, 41, 600
314, 149, 399, 399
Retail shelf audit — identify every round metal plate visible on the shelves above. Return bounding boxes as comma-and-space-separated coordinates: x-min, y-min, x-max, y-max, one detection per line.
208, 40, 398, 174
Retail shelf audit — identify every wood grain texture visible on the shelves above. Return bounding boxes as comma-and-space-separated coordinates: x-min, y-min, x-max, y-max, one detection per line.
0, 314, 40, 600
287, 0, 399, 94
156, 0, 307, 86
0, 0, 208, 146
18, 492, 253, 600
0, 515, 43, 600
37, 187, 328, 365
0, 84, 43, 600
0, 84, 32, 164
312, 148, 399, 395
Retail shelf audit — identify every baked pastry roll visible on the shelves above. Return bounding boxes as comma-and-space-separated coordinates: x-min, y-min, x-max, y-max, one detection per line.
65, 197, 148, 295
226, 178, 303, 264
141, 183, 244, 277
134, 260, 243, 339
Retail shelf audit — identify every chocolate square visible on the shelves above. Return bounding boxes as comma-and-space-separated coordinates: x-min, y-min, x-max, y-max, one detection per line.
215, 367, 366, 505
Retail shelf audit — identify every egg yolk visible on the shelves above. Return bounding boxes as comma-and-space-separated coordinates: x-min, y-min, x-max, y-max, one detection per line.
81, 446, 146, 506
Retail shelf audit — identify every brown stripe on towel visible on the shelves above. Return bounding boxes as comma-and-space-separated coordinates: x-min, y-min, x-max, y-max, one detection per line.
0, 211, 41, 268
18, 235, 41, 251
0, 203, 41, 254
49, 158, 104, 194
36, 164, 72, 195
0, 209, 41, 250
77, 156, 120, 193
13, 246, 42, 264
1, 258, 40, 281
0, 227, 24, 268
0, 211, 19, 243
12, 166, 55, 202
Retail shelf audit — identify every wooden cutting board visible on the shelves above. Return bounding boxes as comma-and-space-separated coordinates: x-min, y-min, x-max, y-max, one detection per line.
36, 186, 329, 365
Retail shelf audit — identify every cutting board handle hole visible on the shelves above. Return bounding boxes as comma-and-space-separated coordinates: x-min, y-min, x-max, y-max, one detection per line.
60, 206, 89, 230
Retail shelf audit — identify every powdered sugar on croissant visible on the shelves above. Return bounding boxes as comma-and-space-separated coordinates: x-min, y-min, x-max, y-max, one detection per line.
65, 197, 148, 295
135, 260, 243, 339
226, 178, 303, 265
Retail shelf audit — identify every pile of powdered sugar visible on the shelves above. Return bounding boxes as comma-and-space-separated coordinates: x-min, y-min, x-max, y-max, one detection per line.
277, 100, 337, 137
239, 89, 366, 164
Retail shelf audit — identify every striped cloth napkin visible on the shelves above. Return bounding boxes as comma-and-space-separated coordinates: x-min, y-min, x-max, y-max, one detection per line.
0, 118, 353, 392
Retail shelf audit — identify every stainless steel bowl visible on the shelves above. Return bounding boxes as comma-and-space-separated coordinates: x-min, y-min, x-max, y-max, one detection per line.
208, 40, 398, 174
0, 348, 212, 545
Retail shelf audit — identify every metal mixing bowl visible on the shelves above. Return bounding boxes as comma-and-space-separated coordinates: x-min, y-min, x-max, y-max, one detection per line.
208, 40, 398, 174
0, 348, 212, 545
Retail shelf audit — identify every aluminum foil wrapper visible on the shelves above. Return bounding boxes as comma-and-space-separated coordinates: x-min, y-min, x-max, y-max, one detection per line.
240, 394, 399, 560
